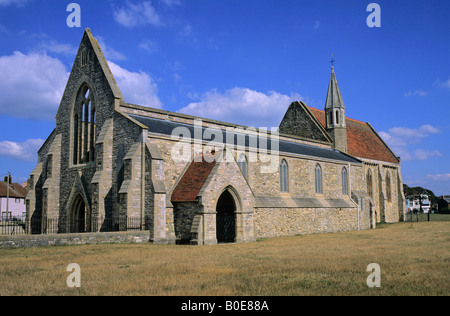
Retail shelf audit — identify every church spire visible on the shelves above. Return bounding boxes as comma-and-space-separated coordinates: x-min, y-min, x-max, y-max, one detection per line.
325, 54, 345, 110
324, 54, 347, 153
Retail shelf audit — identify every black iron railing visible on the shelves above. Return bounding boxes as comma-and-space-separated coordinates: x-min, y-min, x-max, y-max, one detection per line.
0, 215, 150, 235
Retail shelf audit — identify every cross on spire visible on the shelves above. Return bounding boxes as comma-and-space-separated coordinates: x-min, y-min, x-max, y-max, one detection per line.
330, 53, 335, 68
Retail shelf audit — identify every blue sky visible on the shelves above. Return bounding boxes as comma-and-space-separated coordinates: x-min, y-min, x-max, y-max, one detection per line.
0, 0, 449, 195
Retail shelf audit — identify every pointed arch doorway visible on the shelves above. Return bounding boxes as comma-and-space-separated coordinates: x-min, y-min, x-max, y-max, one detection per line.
71, 194, 87, 233
216, 189, 237, 243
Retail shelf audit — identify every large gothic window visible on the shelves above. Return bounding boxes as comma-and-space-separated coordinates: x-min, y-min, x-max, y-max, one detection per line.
73, 85, 96, 165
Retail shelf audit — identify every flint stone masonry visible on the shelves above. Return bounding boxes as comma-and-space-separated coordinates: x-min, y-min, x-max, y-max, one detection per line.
0, 231, 150, 249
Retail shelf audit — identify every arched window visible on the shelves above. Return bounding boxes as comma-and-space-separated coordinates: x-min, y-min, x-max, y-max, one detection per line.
367, 169, 373, 198
315, 164, 323, 194
73, 85, 95, 165
386, 171, 392, 202
280, 159, 288, 192
73, 113, 79, 164
335, 110, 339, 124
238, 153, 248, 180
342, 167, 348, 195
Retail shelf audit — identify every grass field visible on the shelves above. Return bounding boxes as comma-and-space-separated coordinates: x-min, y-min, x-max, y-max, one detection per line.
0, 221, 449, 296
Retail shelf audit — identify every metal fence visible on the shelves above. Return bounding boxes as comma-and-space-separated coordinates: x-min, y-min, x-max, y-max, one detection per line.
216, 214, 236, 243
405, 211, 442, 222
0, 218, 27, 235
0, 215, 150, 236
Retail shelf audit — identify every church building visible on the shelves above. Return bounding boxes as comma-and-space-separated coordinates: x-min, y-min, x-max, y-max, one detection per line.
26, 29, 406, 244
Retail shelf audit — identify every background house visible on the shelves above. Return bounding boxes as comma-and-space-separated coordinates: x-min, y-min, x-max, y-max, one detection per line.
406, 195, 431, 213
0, 176, 28, 220
438, 196, 450, 213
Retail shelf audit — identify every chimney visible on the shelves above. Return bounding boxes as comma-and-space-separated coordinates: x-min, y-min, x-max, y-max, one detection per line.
4, 175, 11, 184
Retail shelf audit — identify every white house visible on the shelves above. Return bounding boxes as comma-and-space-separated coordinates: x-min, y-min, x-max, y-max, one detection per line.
0, 177, 28, 220
406, 195, 431, 213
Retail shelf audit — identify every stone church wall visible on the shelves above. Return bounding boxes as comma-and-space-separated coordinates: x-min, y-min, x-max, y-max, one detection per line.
363, 162, 403, 224
26, 29, 398, 244
254, 207, 359, 238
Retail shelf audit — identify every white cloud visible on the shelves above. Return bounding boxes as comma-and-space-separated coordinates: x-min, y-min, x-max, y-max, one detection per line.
108, 60, 162, 109
379, 124, 442, 161
435, 77, 450, 90
113, 1, 163, 28
177, 23, 199, 47
39, 40, 77, 56
96, 36, 126, 61
0, 50, 163, 121
159, 0, 181, 7
0, 23, 8, 33
0, 0, 28, 7
426, 174, 450, 181
404, 174, 450, 196
178, 87, 300, 127
413, 149, 443, 160
404, 90, 427, 97
0, 138, 44, 162
314, 20, 320, 30
139, 40, 159, 54
0, 51, 69, 120
379, 125, 440, 147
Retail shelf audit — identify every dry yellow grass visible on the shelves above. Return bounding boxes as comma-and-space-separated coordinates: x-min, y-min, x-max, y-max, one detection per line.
0, 221, 449, 296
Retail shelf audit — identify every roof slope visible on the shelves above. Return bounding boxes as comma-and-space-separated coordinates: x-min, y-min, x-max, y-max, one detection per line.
171, 153, 218, 203
0, 181, 28, 198
129, 114, 361, 164
325, 67, 345, 109
308, 107, 399, 164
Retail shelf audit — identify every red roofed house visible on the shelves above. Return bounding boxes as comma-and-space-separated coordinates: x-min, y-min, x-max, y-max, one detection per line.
0, 176, 28, 220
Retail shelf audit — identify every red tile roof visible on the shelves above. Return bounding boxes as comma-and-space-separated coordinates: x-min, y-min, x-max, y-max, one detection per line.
171, 152, 219, 203
0, 181, 28, 199
308, 107, 399, 164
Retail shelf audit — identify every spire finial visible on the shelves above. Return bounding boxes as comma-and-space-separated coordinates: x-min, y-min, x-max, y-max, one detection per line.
330, 53, 335, 69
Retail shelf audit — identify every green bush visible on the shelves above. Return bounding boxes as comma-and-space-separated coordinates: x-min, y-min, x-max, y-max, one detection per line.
439, 208, 450, 214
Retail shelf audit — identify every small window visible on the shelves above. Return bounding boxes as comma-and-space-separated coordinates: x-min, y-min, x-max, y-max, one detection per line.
280, 159, 288, 193
81, 50, 88, 67
386, 171, 392, 202
315, 164, 323, 194
342, 167, 348, 195
367, 169, 373, 198
238, 153, 248, 180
